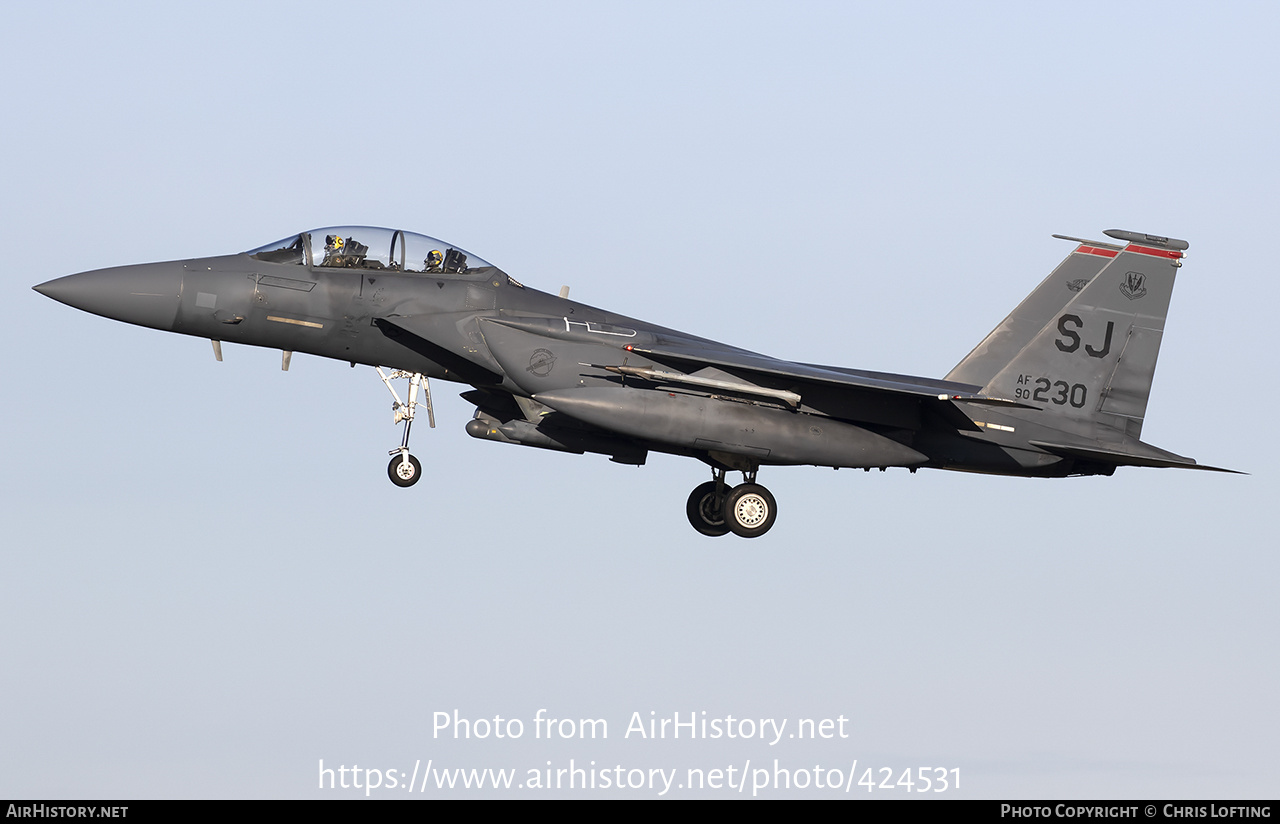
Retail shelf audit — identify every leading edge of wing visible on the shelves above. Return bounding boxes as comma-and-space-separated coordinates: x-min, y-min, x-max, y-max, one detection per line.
628, 340, 1035, 409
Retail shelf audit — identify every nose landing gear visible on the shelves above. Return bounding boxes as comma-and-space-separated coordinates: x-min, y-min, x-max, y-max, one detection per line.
376, 368, 434, 488
685, 467, 778, 538
388, 453, 422, 487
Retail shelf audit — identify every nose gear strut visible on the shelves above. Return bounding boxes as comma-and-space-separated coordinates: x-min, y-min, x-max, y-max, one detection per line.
376, 368, 434, 487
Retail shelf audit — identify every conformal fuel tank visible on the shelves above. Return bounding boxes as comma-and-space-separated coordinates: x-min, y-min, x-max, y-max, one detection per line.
534, 386, 927, 468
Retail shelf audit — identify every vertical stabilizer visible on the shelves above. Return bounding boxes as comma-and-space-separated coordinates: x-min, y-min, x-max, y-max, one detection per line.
982, 230, 1188, 443
946, 236, 1121, 385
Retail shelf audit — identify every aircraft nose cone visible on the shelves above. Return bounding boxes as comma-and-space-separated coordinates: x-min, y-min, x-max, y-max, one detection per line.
34, 261, 182, 331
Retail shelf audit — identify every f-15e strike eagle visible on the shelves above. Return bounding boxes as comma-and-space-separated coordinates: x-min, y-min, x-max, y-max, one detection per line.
34, 226, 1232, 538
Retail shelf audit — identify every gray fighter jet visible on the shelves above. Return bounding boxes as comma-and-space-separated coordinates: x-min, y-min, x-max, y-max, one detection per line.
33, 226, 1234, 538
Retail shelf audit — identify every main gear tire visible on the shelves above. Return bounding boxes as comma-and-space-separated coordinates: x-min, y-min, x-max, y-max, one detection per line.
724, 483, 777, 538
686, 481, 730, 537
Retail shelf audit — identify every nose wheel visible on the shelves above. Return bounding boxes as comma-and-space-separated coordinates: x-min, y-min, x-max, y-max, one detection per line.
376, 367, 434, 488
686, 468, 777, 538
388, 453, 422, 487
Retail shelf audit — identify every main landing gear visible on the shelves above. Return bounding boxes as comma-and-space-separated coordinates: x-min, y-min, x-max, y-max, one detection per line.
376, 368, 434, 487
685, 468, 778, 538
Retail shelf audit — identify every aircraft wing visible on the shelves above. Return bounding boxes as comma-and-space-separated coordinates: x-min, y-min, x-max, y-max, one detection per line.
628, 338, 1032, 408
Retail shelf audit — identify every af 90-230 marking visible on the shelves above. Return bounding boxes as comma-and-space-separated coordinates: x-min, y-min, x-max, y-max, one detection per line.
1014, 375, 1088, 408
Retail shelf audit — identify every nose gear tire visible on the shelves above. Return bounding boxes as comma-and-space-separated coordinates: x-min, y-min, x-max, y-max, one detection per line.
388, 454, 422, 487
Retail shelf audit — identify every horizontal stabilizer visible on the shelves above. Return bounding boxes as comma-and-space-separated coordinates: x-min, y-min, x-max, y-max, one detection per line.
1028, 440, 1242, 473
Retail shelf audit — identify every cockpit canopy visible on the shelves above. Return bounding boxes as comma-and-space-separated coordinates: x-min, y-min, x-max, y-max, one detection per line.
246, 226, 499, 275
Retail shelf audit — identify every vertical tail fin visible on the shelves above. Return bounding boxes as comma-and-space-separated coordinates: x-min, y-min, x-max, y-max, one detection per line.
981, 230, 1188, 443
946, 235, 1122, 386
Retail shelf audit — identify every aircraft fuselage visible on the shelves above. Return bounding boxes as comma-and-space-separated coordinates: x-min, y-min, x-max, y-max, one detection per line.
35, 225, 1227, 537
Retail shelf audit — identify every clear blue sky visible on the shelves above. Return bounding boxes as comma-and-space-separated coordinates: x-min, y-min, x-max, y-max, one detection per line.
2, 1, 1274, 798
